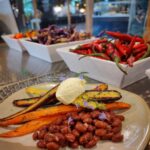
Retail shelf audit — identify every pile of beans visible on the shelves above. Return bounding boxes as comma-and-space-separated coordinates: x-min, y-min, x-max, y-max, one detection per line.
33, 109, 124, 150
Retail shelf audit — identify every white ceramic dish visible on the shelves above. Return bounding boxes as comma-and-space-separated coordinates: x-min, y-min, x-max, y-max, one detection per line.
57, 45, 150, 87
20, 38, 95, 63
0, 83, 150, 150
1, 34, 26, 52
145, 69, 150, 79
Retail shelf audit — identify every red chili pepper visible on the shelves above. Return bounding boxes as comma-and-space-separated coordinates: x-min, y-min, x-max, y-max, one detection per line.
106, 31, 144, 43
106, 43, 115, 57
135, 51, 146, 60
106, 31, 132, 41
127, 55, 135, 67
106, 43, 127, 74
93, 43, 103, 53
87, 49, 92, 54
133, 43, 147, 49
128, 36, 136, 55
93, 38, 108, 44
133, 44, 147, 54
75, 43, 92, 50
114, 39, 128, 56
79, 53, 111, 60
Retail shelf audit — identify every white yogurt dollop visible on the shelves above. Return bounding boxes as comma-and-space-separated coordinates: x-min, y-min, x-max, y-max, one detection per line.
56, 78, 86, 104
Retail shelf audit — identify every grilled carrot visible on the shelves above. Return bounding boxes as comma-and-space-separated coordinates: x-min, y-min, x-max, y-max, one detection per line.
0, 115, 61, 138
0, 105, 81, 126
106, 102, 131, 110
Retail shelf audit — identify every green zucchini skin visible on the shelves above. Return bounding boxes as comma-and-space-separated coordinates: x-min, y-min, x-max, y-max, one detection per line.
81, 90, 122, 103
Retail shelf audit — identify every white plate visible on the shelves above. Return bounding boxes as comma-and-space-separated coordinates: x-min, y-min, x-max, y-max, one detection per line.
0, 83, 150, 150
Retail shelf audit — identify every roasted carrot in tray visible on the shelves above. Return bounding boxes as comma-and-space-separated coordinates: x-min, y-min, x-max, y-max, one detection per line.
0, 115, 62, 138
106, 102, 131, 110
0, 84, 59, 121
0, 105, 81, 126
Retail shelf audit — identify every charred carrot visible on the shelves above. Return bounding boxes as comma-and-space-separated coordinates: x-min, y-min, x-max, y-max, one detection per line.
0, 115, 61, 138
106, 102, 131, 110
0, 105, 81, 126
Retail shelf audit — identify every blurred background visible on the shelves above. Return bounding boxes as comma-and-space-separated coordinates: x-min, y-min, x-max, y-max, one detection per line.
0, 0, 148, 41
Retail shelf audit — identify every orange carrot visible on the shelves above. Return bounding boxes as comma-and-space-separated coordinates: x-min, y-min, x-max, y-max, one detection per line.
0, 115, 61, 138
106, 102, 131, 110
0, 105, 81, 126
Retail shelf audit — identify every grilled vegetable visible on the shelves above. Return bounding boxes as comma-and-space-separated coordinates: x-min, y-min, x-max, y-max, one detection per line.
0, 84, 59, 121
25, 83, 109, 97
0, 115, 62, 138
0, 105, 81, 126
13, 96, 58, 107
75, 90, 122, 103
94, 84, 108, 91
106, 102, 131, 110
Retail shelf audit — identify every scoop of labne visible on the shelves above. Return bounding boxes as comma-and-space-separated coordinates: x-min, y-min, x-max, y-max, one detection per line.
56, 77, 86, 104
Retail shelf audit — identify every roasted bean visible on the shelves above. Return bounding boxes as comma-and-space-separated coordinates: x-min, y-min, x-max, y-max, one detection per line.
75, 122, 87, 133
44, 133, 55, 142
72, 129, 80, 137
91, 110, 100, 118
38, 125, 48, 132
37, 140, 46, 148
46, 142, 60, 150
71, 113, 80, 120
95, 129, 107, 137
112, 126, 121, 133
65, 133, 76, 142
54, 118, 63, 125
34, 109, 125, 150
54, 133, 66, 146
79, 132, 93, 145
94, 120, 108, 129
93, 135, 100, 142
32, 131, 39, 140
84, 138, 97, 148
80, 113, 91, 121
60, 126, 71, 134
69, 141, 79, 149
38, 130, 46, 139
106, 132, 114, 139
83, 117, 93, 124
49, 125, 60, 133
112, 133, 123, 142
63, 120, 69, 125
87, 125, 96, 132
112, 118, 122, 127
116, 115, 125, 121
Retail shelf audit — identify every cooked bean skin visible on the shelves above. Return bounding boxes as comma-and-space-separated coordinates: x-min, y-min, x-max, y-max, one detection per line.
46, 142, 60, 150
33, 109, 125, 150
69, 141, 79, 148
95, 129, 107, 137
112, 133, 123, 142
84, 138, 97, 148
37, 140, 46, 148
79, 132, 93, 145
94, 120, 108, 129
75, 122, 87, 133
32, 131, 38, 140
65, 133, 76, 142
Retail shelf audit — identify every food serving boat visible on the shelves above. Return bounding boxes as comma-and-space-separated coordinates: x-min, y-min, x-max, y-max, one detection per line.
57, 45, 150, 87
1, 34, 26, 52
20, 38, 96, 63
